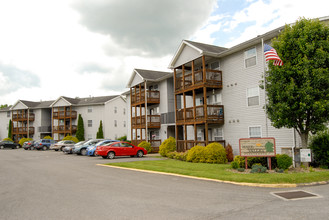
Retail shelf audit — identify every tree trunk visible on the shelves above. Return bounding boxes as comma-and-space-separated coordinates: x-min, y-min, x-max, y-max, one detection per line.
300, 132, 309, 167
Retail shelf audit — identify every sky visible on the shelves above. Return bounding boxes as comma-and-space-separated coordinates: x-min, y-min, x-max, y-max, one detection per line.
0, 0, 328, 105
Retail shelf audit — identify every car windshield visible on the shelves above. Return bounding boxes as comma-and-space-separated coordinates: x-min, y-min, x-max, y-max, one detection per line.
75, 141, 86, 146
57, 141, 65, 144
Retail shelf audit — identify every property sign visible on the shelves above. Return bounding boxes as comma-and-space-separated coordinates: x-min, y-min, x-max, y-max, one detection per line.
239, 138, 276, 157
300, 149, 312, 162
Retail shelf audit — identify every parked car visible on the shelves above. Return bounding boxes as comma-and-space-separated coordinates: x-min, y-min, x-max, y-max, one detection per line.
0, 140, 20, 149
23, 140, 36, 150
73, 139, 103, 156
50, 140, 76, 151
63, 141, 86, 154
86, 140, 119, 156
34, 139, 56, 150
96, 141, 147, 159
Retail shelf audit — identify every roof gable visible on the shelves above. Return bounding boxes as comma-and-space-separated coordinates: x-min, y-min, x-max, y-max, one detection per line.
126, 69, 172, 88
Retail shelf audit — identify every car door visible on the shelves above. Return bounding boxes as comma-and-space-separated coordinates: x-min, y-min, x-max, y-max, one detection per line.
111, 143, 122, 155
120, 142, 135, 156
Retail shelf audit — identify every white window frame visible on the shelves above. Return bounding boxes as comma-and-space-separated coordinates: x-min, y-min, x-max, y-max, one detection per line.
114, 106, 117, 114
244, 47, 257, 68
123, 108, 126, 115
114, 120, 117, 127
247, 87, 260, 107
87, 106, 93, 113
124, 121, 126, 127
88, 120, 92, 127
213, 128, 224, 141
248, 126, 262, 138
7, 111, 10, 117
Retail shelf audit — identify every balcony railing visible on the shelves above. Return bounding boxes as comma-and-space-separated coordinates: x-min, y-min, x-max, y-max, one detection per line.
176, 140, 226, 152
53, 125, 77, 133
175, 69, 222, 91
12, 113, 35, 121
131, 115, 161, 128
131, 90, 160, 105
12, 127, 35, 135
53, 111, 77, 119
176, 105, 224, 123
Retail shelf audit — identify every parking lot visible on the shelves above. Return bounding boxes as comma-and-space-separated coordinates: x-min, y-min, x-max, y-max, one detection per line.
1, 149, 329, 220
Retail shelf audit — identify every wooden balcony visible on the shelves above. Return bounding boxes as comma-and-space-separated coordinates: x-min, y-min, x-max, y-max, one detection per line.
53, 111, 77, 119
176, 105, 224, 124
132, 115, 161, 128
176, 140, 226, 152
175, 69, 222, 92
12, 127, 35, 135
53, 125, 77, 133
131, 90, 160, 106
131, 139, 161, 153
12, 113, 35, 121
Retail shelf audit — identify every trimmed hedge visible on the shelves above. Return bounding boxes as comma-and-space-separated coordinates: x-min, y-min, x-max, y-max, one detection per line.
19, 138, 33, 146
186, 142, 227, 164
159, 137, 176, 157
276, 154, 292, 170
138, 141, 152, 153
309, 130, 329, 167
62, 135, 79, 143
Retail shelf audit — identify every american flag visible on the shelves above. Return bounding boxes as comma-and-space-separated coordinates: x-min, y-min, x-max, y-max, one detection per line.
264, 43, 283, 66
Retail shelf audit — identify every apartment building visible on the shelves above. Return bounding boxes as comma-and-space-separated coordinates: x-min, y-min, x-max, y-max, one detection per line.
0, 95, 127, 142
126, 69, 175, 152
168, 29, 298, 155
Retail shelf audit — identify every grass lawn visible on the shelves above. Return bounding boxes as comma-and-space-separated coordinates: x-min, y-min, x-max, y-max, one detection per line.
106, 159, 329, 184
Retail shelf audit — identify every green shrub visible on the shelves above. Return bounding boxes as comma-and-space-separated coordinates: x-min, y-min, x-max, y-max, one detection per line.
3, 137, 13, 142
174, 151, 188, 161
138, 141, 152, 153
233, 156, 245, 168
159, 136, 176, 157
167, 152, 176, 159
275, 168, 284, 173
250, 164, 267, 173
62, 135, 79, 143
276, 154, 292, 170
204, 143, 227, 164
186, 143, 227, 164
186, 145, 205, 163
247, 157, 267, 168
43, 136, 53, 140
19, 138, 32, 146
231, 161, 239, 169
309, 130, 329, 167
237, 168, 245, 172
118, 135, 127, 141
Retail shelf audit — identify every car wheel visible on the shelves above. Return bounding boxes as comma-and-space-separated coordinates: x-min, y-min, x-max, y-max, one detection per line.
93, 151, 97, 156
31, 147, 35, 150
60, 146, 65, 151
55, 149, 58, 151
137, 150, 144, 158
107, 151, 115, 159
80, 148, 87, 156
0, 146, 4, 149
42, 146, 47, 151
16, 145, 19, 149
24, 148, 28, 150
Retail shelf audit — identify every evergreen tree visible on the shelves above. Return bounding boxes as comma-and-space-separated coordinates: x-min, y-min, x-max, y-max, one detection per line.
76, 114, 85, 141
96, 120, 104, 139
8, 119, 12, 139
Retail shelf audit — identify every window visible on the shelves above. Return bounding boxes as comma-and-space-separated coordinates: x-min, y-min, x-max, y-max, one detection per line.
7, 111, 10, 117
247, 87, 259, 106
124, 121, 126, 127
123, 108, 126, 115
249, 126, 261, 138
213, 128, 223, 141
114, 107, 117, 114
213, 94, 222, 105
88, 120, 92, 127
244, 47, 257, 68
87, 134, 92, 140
114, 120, 117, 127
88, 106, 93, 113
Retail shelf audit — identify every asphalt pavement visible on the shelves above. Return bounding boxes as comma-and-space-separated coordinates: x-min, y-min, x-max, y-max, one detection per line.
0, 149, 328, 220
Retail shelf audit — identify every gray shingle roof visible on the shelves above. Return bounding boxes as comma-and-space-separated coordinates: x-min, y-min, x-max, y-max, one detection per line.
62, 95, 118, 106
135, 69, 172, 81
184, 40, 228, 54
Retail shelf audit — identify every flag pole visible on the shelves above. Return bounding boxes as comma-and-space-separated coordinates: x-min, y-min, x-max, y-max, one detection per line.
262, 38, 269, 137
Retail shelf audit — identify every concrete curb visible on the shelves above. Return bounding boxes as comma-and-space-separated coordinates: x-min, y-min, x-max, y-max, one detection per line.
96, 164, 307, 188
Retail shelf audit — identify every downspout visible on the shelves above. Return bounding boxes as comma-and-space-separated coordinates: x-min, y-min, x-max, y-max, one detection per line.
145, 81, 148, 143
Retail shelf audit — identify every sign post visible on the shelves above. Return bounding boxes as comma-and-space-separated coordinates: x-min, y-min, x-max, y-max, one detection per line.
239, 138, 276, 170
